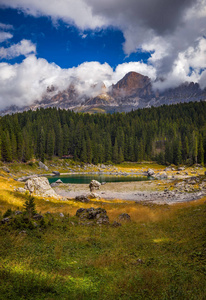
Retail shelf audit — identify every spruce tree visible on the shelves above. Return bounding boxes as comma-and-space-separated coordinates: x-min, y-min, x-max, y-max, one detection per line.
39, 127, 45, 162
23, 195, 37, 219
1, 131, 12, 162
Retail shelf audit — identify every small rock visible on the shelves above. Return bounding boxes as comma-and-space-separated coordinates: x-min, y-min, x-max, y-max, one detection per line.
19, 230, 27, 235
55, 179, 63, 184
33, 214, 44, 220
178, 167, 185, 171
2, 166, 10, 173
75, 195, 90, 203
87, 192, 100, 199
137, 259, 144, 264
118, 213, 131, 222
59, 213, 64, 218
39, 161, 49, 171
52, 171, 60, 176
111, 221, 122, 227
147, 169, 155, 177
15, 211, 23, 215
1, 217, 11, 224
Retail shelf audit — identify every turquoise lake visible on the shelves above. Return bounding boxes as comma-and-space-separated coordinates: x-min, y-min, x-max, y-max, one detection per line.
48, 174, 151, 184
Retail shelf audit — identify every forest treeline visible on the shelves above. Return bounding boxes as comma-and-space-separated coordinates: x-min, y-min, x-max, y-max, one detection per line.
0, 101, 205, 165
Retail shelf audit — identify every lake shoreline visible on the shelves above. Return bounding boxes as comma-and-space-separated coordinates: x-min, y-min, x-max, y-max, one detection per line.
53, 180, 206, 205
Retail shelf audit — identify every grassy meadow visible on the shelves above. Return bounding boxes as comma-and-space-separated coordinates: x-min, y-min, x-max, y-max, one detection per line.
0, 164, 206, 299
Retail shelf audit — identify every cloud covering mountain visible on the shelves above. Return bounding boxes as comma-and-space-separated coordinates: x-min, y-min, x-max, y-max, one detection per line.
0, 0, 206, 110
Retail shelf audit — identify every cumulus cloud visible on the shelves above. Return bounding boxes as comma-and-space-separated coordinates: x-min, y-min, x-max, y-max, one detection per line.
153, 37, 206, 91
0, 54, 156, 110
0, 0, 107, 29
0, 32, 13, 43
0, 0, 206, 90
0, 39, 36, 59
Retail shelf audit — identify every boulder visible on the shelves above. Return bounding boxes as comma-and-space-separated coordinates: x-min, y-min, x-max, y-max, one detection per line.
76, 207, 109, 225
89, 180, 101, 192
2, 166, 10, 173
118, 213, 131, 222
17, 175, 40, 182
75, 195, 90, 203
15, 187, 26, 193
156, 172, 168, 179
87, 192, 100, 199
50, 182, 59, 187
24, 176, 59, 198
39, 161, 49, 171
55, 179, 63, 184
147, 169, 155, 177
52, 171, 60, 176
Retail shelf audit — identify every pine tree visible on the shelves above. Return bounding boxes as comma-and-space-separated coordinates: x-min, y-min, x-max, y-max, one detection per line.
113, 138, 119, 164
39, 127, 45, 162
47, 129, 55, 160
80, 138, 87, 162
198, 134, 204, 166
63, 124, 69, 155
193, 132, 198, 164
23, 195, 37, 219
105, 135, 112, 162
17, 132, 24, 161
118, 147, 124, 163
86, 138, 92, 163
23, 129, 32, 162
1, 131, 12, 162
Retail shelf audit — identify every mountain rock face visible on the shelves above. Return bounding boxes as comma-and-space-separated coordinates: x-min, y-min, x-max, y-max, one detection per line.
112, 71, 153, 98
1, 72, 206, 115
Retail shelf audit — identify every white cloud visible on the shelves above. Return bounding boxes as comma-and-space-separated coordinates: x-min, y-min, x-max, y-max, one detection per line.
0, 39, 36, 59
113, 61, 156, 83
153, 37, 206, 90
0, 31, 13, 43
0, 23, 14, 43
0, 0, 206, 91
0, 23, 14, 30
0, 54, 157, 110
0, 0, 107, 29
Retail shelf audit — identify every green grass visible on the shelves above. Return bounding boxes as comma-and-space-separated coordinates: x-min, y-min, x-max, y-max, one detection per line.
0, 163, 205, 299
0, 198, 206, 299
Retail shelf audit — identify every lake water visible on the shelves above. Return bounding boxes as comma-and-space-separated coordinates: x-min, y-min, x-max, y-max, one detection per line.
48, 174, 151, 184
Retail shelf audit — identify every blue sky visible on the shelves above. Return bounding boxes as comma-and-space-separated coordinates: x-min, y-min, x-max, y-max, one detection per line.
0, 0, 205, 110
0, 7, 151, 68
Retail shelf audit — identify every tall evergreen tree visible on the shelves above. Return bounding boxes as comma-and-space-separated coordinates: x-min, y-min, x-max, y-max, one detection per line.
1, 131, 12, 162
47, 129, 55, 160
113, 138, 119, 164
39, 127, 45, 162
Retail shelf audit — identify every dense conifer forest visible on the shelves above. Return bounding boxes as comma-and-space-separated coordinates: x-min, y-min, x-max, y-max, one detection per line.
0, 101, 205, 165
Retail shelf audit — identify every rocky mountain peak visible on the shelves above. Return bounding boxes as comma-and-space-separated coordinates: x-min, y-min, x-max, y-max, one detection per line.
111, 71, 152, 98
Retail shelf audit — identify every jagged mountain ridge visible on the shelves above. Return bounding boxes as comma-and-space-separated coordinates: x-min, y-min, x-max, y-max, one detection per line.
1, 72, 206, 115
